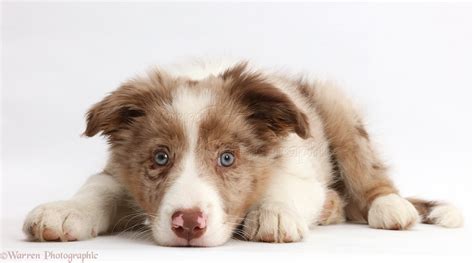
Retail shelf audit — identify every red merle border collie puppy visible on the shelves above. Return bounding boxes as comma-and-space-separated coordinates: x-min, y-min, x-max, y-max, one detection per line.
23, 60, 463, 246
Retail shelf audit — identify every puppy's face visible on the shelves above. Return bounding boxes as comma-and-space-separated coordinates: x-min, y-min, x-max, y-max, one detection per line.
85, 63, 309, 246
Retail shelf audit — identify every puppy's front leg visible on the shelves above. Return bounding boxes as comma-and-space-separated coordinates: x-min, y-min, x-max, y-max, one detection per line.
242, 170, 327, 243
23, 173, 126, 241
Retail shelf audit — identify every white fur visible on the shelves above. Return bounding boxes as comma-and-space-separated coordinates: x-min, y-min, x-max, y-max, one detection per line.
243, 134, 331, 242
368, 194, 420, 230
273, 134, 330, 225
427, 204, 464, 228
153, 152, 230, 246
152, 87, 230, 246
171, 84, 214, 145
23, 173, 124, 241
23, 60, 463, 246
243, 201, 307, 242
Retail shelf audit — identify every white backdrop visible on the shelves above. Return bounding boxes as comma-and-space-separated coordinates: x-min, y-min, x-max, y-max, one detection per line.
1, 2, 472, 262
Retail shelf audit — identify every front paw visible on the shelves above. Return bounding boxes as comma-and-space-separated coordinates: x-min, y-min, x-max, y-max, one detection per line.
242, 202, 307, 243
368, 194, 419, 230
23, 201, 97, 242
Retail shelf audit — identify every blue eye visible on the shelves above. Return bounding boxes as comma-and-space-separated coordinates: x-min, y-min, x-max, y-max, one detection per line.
154, 151, 169, 166
219, 152, 235, 167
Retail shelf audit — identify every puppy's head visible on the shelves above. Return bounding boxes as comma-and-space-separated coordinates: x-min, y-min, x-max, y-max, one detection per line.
85, 63, 309, 246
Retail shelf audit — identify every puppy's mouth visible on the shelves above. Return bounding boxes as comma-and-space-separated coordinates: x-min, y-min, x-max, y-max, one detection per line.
171, 238, 214, 247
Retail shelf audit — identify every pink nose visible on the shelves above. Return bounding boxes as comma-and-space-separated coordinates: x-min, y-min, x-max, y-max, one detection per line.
171, 209, 207, 241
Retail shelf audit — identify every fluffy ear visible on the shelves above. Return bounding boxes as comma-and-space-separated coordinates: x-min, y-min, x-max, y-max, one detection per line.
222, 63, 310, 139
84, 84, 148, 138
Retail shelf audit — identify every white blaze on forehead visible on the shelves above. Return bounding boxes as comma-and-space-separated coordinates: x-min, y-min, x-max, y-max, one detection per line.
172, 86, 214, 148
161, 84, 219, 209
168, 85, 215, 208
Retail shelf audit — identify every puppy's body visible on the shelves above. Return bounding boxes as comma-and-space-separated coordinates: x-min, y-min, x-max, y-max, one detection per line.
23, 61, 463, 246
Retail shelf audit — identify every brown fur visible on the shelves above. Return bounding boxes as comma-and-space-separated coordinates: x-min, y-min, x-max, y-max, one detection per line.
296, 79, 398, 221
24, 61, 461, 245
86, 64, 400, 228
318, 190, 346, 225
223, 63, 310, 141
406, 198, 439, 224
85, 66, 310, 232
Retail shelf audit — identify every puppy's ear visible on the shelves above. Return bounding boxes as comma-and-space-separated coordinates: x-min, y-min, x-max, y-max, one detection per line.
84, 84, 148, 138
222, 63, 310, 139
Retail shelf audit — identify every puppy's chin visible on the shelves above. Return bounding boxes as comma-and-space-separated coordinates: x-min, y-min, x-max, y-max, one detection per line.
151, 223, 233, 247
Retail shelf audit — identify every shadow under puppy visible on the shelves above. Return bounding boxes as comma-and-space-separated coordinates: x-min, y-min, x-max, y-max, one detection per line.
23, 61, 463, 246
